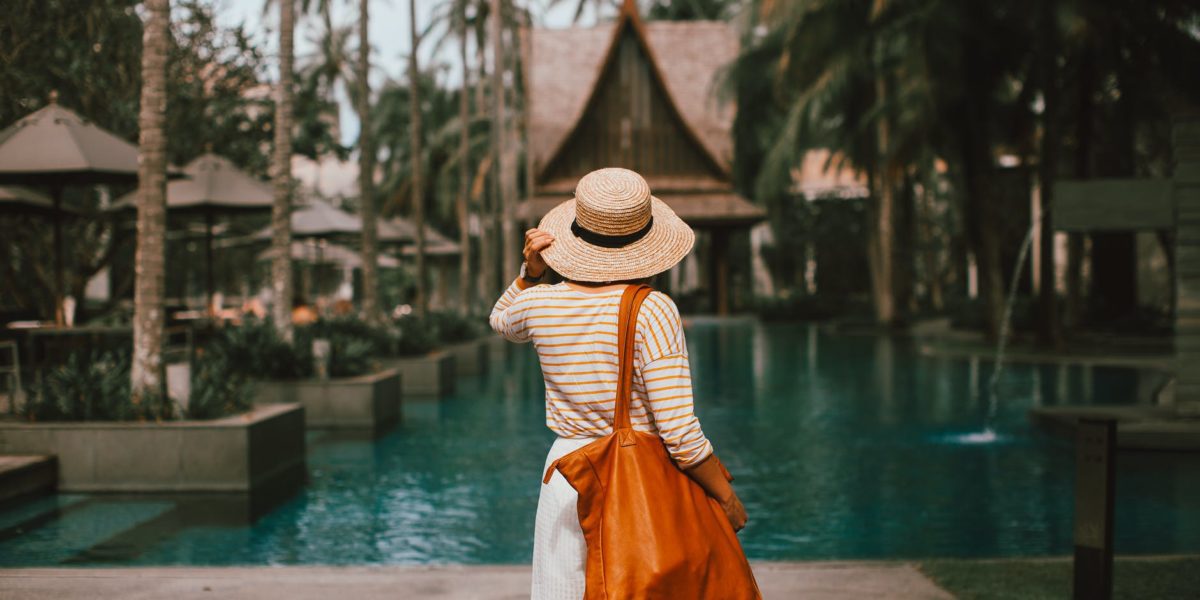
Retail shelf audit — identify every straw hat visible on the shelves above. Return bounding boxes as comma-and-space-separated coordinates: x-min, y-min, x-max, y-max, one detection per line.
538, 168, 695, 282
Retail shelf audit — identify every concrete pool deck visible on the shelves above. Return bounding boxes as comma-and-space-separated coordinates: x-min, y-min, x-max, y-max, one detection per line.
0, 562, 954, 599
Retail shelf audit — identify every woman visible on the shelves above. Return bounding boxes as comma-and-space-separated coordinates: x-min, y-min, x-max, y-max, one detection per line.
489, 167, 749, 600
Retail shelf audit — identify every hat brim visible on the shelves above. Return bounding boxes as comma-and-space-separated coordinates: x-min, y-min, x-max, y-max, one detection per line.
537, 196, 695, 282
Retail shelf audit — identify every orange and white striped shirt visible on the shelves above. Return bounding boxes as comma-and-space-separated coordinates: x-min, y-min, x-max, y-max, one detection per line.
490, 279, 712, 466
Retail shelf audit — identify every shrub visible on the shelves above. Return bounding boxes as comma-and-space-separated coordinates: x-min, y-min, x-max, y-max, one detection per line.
300, 317, 392, 377
426, 311, 484, 344
187, 346, 252, 419
214, 318, 312, 380
23, 350, 173, 422
305, 316, 392, 355
392, 315, 436, 356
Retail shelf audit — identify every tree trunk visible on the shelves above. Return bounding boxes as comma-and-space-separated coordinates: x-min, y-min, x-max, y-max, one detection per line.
131, 0, 170, 403
458, 20, 473, 316
491, 0, 518, 283
475, 41, 496, 305
867, 0, 897, 327
272, 0, 296, 341
895, 170, 915, 318
409, 0, 427, 315
1064, 40, 1095, 331
1036, 0, 1063, 347
1089, 66, 1139, 322
357, 0, 380, 322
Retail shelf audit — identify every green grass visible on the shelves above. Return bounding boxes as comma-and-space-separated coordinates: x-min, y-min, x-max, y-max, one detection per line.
919, 556, 1200, 600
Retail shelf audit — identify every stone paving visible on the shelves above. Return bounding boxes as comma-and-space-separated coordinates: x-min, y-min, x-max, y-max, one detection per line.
0, 562, 955, 599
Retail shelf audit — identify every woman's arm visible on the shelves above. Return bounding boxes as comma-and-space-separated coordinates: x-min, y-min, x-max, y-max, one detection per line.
488, 277, 535, 342
488, 230, 555, 342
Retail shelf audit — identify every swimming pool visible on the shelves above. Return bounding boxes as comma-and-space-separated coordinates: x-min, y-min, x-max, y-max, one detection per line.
1, 322, 1197, 566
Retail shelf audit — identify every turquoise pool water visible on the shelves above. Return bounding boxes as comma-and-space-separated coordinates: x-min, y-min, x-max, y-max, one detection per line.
1, 322, 1198, 566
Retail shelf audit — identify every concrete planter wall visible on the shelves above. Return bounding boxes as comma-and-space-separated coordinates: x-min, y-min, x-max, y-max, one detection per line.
382, 351, 455, 397
0, 404, 306, 494
446, 338, 489, 377
255, 369, 401, 430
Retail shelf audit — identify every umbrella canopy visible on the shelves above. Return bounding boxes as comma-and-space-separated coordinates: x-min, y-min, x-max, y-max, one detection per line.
110, 153, 272, 213
0, 98, 140, 187
257, 241, 401, 269
254, 198, 409, 241
384, 217, 461, 257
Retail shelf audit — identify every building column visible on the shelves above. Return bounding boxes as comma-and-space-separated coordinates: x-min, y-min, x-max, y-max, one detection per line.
1175, 116, 1200, 416
710, 228, 730, 315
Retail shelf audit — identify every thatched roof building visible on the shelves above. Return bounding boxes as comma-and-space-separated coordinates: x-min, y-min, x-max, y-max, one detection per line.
519, 0, 763, 312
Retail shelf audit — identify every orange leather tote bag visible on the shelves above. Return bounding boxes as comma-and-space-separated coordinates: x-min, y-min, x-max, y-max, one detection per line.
543, 284, 761, 600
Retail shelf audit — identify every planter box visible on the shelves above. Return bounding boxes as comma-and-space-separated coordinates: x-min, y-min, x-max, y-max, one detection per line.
0, 455, 57, 504
446, 338, 489, 377
0, 404, 306, 494
255, 369, 401, 430
382, 351, 455, 398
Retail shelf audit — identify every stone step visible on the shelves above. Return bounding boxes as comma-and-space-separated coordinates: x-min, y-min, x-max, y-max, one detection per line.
0, 455, 57, 505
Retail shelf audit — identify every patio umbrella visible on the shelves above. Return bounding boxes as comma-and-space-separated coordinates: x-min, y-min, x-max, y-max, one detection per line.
251, 199, 410, 304
256, 241, 402, 269
253, 198, 410, 242
113, 153, 273, 313
385, 217, 461, 257
0, 94, 141, 323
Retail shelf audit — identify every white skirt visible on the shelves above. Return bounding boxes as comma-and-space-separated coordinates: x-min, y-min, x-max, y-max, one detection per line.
531, 436, 600, 600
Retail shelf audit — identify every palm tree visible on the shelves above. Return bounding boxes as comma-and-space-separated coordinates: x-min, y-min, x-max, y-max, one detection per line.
455, 3, 474, 315
271, 0, 297, 341
409, 0, 428, 315
740, 0, 909, 326
131, 0, 171, 402
357, 0, 381, 322
489, 0, 517, 286
300, 1, 354, 143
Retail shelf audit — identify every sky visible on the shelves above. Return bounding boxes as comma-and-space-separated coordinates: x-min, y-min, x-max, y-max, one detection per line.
215, 0, 614, 146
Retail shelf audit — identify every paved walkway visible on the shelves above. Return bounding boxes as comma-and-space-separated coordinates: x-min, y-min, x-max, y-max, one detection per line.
0, 562, 954, 599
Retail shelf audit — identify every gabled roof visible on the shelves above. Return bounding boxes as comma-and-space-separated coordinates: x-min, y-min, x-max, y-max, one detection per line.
524, 2, 738, 180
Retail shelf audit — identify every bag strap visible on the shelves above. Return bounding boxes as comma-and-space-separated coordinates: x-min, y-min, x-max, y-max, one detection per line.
615, 284, 653, 431
542, 284, 653, 484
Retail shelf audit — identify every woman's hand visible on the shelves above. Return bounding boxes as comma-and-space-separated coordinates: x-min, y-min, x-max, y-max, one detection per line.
720, 491, 748, 532
523, 228, 555, 278
682, 454, 748, 533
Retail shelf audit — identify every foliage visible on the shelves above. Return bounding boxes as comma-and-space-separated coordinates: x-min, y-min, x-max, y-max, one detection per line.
301, 317, 389, 377
426, 310, 484, 343
186, 346, 253, 419
22, 350, 173, 422
730, 0, 1200, 333
921, 557, 1200, 600
392, 315, 438, 356
752, 293, 869, 322
0, 0, 143, 143
214, 319, 313, 380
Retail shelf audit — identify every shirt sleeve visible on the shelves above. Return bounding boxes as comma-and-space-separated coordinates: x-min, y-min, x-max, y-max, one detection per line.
489, 277, 536, 343
635, 292, 713, 466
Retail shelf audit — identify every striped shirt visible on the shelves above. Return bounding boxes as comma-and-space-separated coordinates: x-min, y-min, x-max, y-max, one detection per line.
490, 279, 713, 466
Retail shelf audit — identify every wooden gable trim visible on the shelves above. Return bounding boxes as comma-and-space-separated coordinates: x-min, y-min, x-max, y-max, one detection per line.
535, 0, 731, 184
